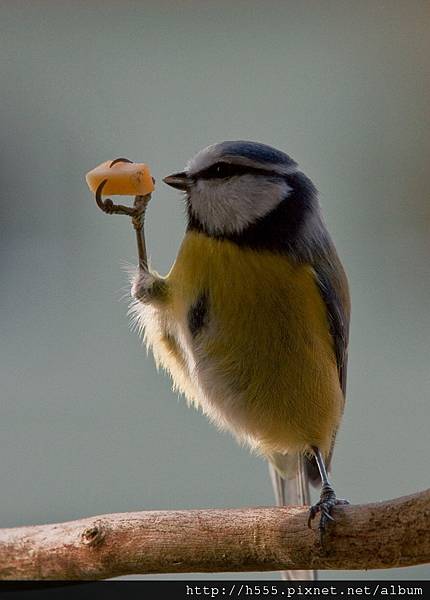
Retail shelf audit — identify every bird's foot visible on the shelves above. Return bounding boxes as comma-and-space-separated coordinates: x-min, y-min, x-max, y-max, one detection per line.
95, 180, 136, 218
308, 484, 349, 542
94, 158, 151, 225
94, 158, 153, 269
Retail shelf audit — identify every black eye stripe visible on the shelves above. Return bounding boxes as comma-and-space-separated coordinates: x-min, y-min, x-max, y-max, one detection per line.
194, 162, 282, 180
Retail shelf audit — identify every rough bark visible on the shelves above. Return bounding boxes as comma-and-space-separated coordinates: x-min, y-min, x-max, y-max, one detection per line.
0, 489, 429, 579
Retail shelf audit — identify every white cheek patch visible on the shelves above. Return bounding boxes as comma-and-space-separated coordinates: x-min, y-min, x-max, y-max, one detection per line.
190, 176, 291, 235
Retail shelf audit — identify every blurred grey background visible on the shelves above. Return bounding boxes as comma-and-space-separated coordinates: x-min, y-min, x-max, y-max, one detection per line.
1, 0, 429, 580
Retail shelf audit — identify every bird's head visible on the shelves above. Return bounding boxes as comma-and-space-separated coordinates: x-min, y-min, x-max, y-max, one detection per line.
163, 141, 320, 256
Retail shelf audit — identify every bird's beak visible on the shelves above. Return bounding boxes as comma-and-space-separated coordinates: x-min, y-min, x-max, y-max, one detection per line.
163, 171, 190, 191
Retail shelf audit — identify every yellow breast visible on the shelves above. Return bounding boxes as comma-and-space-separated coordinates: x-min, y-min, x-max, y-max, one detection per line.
158, 231, 343, 458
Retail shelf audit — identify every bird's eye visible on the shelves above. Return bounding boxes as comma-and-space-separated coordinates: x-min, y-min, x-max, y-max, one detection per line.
196, 162, 282, 181
201, 162, 238, 179
197, 162, 270, 180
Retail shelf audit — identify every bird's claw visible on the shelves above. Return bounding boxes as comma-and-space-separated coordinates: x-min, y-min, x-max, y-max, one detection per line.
95, 179, 136, 217
308, 486, 349, 544
93, 157, 152, 268
94, 157, 152, 226
97, 194, 114, 214
109, 157, 133, 167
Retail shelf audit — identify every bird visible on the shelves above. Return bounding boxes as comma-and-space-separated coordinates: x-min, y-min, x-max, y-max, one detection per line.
129, 141, 350, 579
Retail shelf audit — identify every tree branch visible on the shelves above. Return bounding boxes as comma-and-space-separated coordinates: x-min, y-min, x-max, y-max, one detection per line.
0, 489, 429, 579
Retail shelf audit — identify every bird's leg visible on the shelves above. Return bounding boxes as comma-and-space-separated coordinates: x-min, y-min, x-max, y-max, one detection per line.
94, 168, 165, 303
308, 446, 349, 540
129, 191, 167, 303
95, 175, 151, 272
131, 193, 151, 272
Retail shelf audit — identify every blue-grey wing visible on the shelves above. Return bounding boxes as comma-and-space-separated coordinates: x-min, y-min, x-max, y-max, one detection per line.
313, 244, 350, 397
306, 237, 350, 482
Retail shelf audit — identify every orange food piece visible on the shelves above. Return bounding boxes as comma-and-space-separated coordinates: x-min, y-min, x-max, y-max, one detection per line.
85, 160, 154, 196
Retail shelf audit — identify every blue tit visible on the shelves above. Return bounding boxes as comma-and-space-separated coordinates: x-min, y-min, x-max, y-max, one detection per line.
129, 141, 350, 579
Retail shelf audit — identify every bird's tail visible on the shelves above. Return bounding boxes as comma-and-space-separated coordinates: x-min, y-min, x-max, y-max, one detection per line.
268, 454, 317, 581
